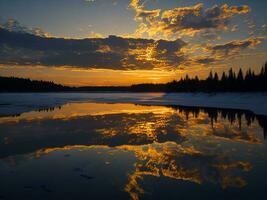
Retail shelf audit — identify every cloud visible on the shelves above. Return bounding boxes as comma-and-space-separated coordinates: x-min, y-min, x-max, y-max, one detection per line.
0, 18, 51, 37
0, 16, 264, 71
176, 36, 265, 67
129, 1, 250, 39
129, 0, 160, 23
0, 24, 264, 70
209, 37, 264, 57
0, 27, 186, 70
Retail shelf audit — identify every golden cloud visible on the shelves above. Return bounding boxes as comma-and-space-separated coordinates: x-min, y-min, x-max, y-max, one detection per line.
129, 1, 251, 39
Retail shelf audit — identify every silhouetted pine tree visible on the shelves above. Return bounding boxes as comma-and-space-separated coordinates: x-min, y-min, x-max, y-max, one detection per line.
237, 68, 244, 91
131, 62, 267, 92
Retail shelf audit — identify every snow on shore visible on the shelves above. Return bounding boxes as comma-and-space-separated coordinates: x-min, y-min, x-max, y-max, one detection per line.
0, 92, 267, 116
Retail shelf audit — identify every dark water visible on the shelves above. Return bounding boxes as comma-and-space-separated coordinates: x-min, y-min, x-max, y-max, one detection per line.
0, 102, 266, 200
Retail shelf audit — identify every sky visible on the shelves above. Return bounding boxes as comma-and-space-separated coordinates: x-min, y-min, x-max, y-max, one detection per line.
0, 0, 267, 86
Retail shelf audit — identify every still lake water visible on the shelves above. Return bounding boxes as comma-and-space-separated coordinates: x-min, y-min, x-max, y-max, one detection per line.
0, 100, 267, 200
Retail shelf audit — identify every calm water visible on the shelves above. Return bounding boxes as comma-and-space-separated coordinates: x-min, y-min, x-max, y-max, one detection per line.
0, 102, 267, 200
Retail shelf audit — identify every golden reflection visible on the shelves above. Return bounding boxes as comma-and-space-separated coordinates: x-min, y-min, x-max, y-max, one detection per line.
0, 102, 171, 124
0, 103, 264, 146
121, 142, 252, 200
1, 103, 265, 200
176, 110, 263, 144
17, 142, 254, 200
91, 106, 263, 145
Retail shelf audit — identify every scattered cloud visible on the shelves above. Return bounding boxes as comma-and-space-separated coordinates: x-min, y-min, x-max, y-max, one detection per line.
181, 37, 266, 66
0, 18, 51, 37
209, 37, 265, 57
129, 1, 250, 39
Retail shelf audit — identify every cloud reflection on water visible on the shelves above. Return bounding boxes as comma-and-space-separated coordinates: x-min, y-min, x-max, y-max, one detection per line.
0, 102, 266, 200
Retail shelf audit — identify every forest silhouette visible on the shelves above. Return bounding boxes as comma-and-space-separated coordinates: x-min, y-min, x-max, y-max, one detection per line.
131, 63, 267, 92
1, 63, 267, 92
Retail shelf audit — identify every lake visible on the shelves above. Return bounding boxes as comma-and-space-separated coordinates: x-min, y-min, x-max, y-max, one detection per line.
0, 93, 267, 200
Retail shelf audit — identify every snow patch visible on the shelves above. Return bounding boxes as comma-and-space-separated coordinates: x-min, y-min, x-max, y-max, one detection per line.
0, 92, 266, 116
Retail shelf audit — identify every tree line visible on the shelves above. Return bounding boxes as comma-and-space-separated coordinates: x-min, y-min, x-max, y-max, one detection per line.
0, 76, 70, 92
0, 76, 129, 92
131, 63, 267, 92
1, 63, 267, 92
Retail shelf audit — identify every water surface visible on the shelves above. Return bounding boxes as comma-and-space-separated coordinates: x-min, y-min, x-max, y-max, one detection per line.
0, 102, 266, 200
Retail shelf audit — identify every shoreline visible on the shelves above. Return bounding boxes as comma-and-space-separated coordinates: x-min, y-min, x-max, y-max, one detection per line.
1, 92, 267, 116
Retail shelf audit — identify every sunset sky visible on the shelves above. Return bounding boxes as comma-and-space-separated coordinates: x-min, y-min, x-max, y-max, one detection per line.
0, 0, 267, 86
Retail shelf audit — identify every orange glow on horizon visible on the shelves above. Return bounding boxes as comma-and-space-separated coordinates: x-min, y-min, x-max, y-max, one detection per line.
0, 52, 266, 87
